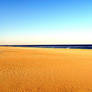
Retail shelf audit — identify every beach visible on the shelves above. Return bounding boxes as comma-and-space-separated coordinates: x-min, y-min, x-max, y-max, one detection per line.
0, 47, 92, 92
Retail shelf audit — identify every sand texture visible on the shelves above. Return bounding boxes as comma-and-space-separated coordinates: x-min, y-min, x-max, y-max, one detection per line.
0, 47, 92, 92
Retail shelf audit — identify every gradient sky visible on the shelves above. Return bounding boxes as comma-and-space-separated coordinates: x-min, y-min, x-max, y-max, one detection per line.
0, 0, 92, 45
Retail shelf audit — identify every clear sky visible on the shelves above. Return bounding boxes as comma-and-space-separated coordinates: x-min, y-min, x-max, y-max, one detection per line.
0, 0, 92, 45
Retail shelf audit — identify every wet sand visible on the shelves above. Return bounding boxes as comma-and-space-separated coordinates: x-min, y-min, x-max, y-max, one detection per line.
0, 47, 92, 92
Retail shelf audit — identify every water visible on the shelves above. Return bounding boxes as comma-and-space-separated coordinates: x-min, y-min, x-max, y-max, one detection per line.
1, 45, 92, 49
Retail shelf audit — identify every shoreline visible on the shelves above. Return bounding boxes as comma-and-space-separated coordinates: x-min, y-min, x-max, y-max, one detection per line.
1, 44, 92, 50
1, 46, 92, 50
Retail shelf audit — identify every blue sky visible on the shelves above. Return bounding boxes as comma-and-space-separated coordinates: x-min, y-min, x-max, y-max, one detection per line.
0, 0, 92, 44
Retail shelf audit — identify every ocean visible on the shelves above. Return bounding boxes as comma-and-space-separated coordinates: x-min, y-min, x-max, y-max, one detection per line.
1, 45, 92, 49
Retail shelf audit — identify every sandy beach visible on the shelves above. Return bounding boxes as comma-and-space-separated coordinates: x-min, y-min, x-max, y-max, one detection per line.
0, 47, 92, 92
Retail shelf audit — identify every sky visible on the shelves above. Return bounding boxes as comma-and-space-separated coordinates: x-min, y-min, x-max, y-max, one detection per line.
0, 0, 92, 45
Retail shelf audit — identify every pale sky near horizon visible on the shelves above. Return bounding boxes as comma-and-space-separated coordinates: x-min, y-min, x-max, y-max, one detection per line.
0, 0, 92, 45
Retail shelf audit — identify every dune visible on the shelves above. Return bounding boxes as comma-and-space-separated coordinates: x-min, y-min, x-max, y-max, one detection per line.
0, 47, 92, 92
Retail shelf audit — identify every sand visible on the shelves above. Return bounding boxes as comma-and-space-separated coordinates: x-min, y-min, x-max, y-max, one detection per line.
0, 47, 92, 92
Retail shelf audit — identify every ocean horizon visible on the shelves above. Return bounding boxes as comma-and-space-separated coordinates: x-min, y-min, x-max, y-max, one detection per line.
1, 44, 92, 49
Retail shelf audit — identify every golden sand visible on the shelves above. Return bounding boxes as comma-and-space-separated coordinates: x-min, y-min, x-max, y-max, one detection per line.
0, 47, 92, 92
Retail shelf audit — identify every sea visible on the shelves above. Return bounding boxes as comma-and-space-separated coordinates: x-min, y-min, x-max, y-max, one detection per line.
1, 45, 92, 49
